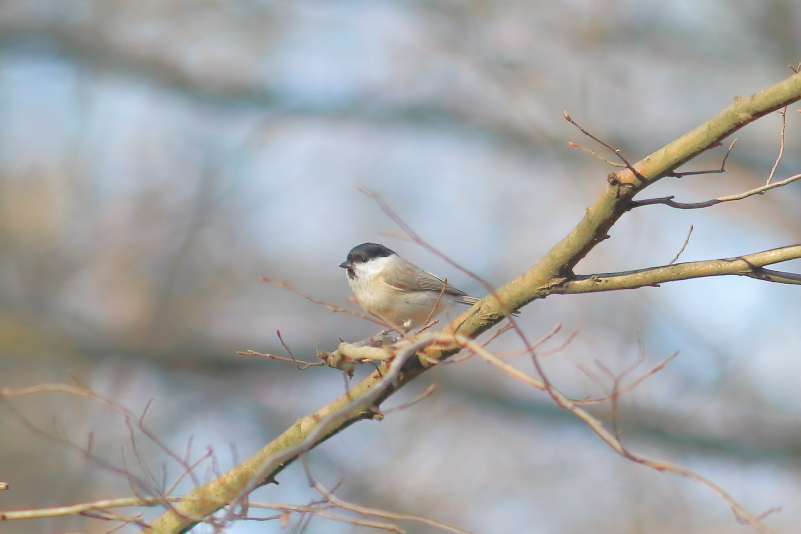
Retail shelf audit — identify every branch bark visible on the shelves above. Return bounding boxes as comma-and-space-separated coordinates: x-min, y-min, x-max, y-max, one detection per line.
142, 71, 801, 534
551, 244, 801, 294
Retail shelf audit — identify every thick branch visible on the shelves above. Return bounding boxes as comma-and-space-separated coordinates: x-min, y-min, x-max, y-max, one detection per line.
550, 245, 801, 294
142, 72, 801, 534
446, 71, 801, 339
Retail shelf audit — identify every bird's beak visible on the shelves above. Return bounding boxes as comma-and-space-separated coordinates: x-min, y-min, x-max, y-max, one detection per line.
339, 261, 352, 269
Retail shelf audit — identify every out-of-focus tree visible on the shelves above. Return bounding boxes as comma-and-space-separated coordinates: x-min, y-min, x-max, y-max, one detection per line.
1, 1, 801, 533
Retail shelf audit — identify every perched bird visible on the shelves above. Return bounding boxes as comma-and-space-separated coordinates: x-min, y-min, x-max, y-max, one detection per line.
339, 243, 478, 329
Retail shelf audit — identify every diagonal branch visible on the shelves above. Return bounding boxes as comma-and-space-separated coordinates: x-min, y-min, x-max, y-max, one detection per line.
142, 336, 445, 534
141, 71, 801, 534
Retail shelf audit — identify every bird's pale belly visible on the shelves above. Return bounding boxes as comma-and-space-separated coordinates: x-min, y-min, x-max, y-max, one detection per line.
358, 286, 452, 329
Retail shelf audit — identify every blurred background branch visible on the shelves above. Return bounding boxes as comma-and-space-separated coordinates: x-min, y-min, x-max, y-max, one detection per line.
1, 1, 801, 533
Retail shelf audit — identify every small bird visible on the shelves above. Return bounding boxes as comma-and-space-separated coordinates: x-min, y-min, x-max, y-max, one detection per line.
339, 243, 479, 329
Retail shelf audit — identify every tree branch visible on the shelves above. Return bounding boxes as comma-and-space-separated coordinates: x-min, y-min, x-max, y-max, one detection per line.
142, 71, 801, 534
631, 172, 801, 209
142, 335, 445, 534
550, 244, 801, 294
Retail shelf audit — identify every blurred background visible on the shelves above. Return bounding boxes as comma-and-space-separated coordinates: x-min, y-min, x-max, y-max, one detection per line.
0, 1, 800, 533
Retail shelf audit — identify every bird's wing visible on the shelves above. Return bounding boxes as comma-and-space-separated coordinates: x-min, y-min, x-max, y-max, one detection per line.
383, 258, 475, 303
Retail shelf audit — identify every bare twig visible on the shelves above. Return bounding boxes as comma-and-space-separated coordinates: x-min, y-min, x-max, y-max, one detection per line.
489, 325, 576, 359
277, 330, 303, 369
423, 284, 450, 331
459, 334, 777, 534
0, 387, 154, 494
480, 322, 515, 348
564, 112, 643, 180
315, 484, 472, 534
300, 455, 475, 534
381, 384, 437, 415
1, 491, 440, 534
668, 225, 694, 265
238, 350, 325, 369
245, 502, 405, 533
567, 141, 627, 167
0, 496, 184, 520
594, 356, 641, 446
143, 335, 448, 534
632, 172, 801, 209
668, 138, 737, 178
576, 351, 678, 406
534, 330, 578, 357
767, 108, 787, 185
0, 382, 212, 521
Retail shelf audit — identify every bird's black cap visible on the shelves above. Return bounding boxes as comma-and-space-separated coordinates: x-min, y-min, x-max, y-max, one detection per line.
339, 243, 396, 269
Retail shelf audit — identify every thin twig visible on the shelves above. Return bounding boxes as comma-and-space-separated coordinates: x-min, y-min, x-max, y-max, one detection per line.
564, 112, 643, 179
630, 172, 801, 209
196, 335, 447, 534
489, 325, 575, 359
458, 334, 777, 534
668, 139, 737, 177
207, 335, 462, 532
575, 352, 678, 406
535, 330, 578, 357
381, 385, 437, 415
767, 108, 787, 185
668, 225, 694, 265
0, 497, 184, 520
567, 142, 627, 167
423, 284, 449, 332
480, 322, 515, 348
0, 382, 211, 520
276, 330, 303, 370
300, 455, 475, 534
238, 350, 325, 369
